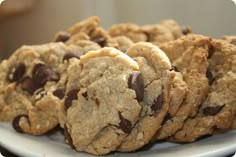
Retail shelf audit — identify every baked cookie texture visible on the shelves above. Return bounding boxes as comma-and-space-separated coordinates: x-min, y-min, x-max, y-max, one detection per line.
170, 39, 236, 142
0, 15, 235, 155
221, 36, 236, 45
60, 47, 142, 155
118, 42, 174, 152
54, 16, 118, 51
142, 19, 191, 46
108, 23, 148, 43
112, 36, 134, 53
0, 42, 81, 135
155, 34, 211, 140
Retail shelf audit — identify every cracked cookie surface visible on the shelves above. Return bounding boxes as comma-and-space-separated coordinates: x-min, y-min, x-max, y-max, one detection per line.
0, 42, 81, 135
118, 42, 174, 152
60, 47, 142, 155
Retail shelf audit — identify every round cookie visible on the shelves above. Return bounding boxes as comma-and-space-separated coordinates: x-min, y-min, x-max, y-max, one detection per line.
169, 39, 236, 142
118, 42, 174, 152
112, 36, 134, 53
108, 23, 148, 43
60, 47, 142, 155
54, 16, 118, 50
0, 42, 81, 135
142, 19, 191, 46
155, 34, 211, 140
159, 19, 192, 39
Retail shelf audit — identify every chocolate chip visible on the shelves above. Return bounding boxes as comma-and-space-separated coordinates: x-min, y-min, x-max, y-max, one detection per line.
92, 36, 106, 47
32, 64, 60, 86
55, 32, 71, 42
64, 89, 79, 111
32, 63, 45, 76
206, 69, 215, 85
170, 65, 179, 72
53, 88, 65, 99
12, 115, 28, 133
181, 26, 192, 35
151, 94, 164, 114
128, 72, 144, 102
144, 32, 151, 42
64, 124, 75, 149
118, 112, 132, 134
20, 77, 39, 95
82, 91, 88, 100
208, 44, 215, 59
163, 113, 171, 123
8, 63, 26, 82
63, 52, 82, 61
95, 98, 100, 107
203, 105, 223, 116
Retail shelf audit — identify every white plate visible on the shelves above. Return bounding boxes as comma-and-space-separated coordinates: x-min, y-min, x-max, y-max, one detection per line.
0, 123, 235, 157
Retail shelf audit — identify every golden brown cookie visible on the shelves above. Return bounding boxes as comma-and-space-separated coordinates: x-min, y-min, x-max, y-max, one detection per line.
0, 42, 81, 135
155, 34, 211, 140
60, 47, 142, 155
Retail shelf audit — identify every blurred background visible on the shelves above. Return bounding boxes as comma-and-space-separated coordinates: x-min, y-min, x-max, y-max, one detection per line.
0, 0, 235, 59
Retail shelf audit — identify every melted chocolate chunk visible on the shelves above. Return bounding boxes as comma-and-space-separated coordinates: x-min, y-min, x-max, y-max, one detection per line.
64, 89, 79, 111
20, 77, 39, 95
118, 112, 132, 134
55, 32, 71, 42
64, 124, 75, 149
12, 115, 28, 133
63, 52, 82, 61
206, 69, 215, 85
144, 32, 151, 42
8, 63, 26, 82
163, 113, 171, 123
208, 44, 215, 59
181, 26, 192, 35
82, 91, 88, 100
32, 64, 60, 86
170, 65, 179, 72
128, 72, 144, 102
92, 36, 106, 47
203, 105, 224, 116
53, 88, 65, 99
151, 94, 164, 114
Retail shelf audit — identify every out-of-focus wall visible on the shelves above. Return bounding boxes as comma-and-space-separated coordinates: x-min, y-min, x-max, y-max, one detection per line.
0, 0, 235, 58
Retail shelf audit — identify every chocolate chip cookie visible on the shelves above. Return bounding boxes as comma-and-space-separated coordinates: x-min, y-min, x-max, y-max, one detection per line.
54, 16, 118, 51
108, 23, 148, 43
118, 42, 174, 152
60, 47, 142, 155
142, 19, 191, 46
155, 34, 211, 140
170, 39, 236, 142
0, 42, 81, 135
112, 36, 134, 53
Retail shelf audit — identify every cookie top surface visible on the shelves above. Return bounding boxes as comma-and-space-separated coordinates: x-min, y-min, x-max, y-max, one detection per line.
61, 47, 142, 155
0, 42, 80, 135
118, 42, 174, 151
54, 16, 118, 51
108, 23, 148, 43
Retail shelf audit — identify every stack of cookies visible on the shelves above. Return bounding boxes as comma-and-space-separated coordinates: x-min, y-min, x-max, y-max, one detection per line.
0, 16, 235, 155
